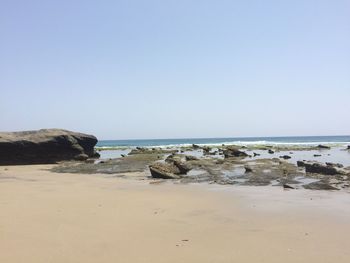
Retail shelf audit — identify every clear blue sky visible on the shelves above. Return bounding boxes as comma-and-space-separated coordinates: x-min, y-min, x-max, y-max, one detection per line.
1, 0, 349, 139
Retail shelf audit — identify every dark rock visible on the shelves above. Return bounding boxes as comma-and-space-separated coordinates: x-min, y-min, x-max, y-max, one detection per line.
192, 144, 200, 149
74, 154, 89, 161
347, 145, 350, 150
280, 155, 291, 159
313, 154, 321, 157
297, 160, 306, 167
185, 155, 199, 161
297, 161, 340, 175
223, 146, 248, 158
121, 154, 126, 157
253, 152, 260, 157
317, 145, 330, 149
268, 149, 274, 154
0, 129, 98, 165
283, 184, 295, 189
92, 152, 101, 158
202, 146, 211, 153
173, 160, 191, 174
325, 162, 344, 168
244, 166, 253, 173
149, 162, 181, 179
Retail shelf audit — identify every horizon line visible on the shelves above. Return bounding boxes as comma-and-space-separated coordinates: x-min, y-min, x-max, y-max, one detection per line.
98, 134, 350, 141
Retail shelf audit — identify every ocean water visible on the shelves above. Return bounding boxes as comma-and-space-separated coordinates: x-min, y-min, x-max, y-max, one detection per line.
96, 135, 350, 149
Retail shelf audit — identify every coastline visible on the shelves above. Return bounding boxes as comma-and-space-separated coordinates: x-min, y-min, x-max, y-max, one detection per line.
1, 164, 350, 262
95, 135, 350, 150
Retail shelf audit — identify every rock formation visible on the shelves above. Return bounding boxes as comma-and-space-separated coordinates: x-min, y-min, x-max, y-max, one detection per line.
0, 129, 99, 165
223, 146, 248, 158
297, 160, 343, 175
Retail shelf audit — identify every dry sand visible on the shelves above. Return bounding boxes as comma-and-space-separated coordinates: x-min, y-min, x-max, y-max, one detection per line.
1, 165, 350, 263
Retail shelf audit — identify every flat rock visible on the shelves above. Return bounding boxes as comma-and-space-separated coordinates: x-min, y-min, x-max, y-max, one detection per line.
297, 160, 341, 175
317, 144, 331, 149
303, 181, 338, 190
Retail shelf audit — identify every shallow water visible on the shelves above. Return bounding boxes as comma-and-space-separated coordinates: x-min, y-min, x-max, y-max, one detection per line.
187, 169, 207, 177
98, 147, 350, 168
98, 149, 131, 159
245, 147, 350, 167
222, 167, 246, 178
294, 176, 320, 185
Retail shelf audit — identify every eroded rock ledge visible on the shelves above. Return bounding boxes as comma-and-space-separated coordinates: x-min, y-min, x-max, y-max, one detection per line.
0, 129, 99, 165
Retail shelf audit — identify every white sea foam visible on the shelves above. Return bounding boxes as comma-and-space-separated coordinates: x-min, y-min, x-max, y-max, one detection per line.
96, 140, 350, 149
155, 141, 350, 148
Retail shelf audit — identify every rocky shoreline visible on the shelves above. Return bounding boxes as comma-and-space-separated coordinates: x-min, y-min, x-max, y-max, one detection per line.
1, 129, 349, 190
53, 143, 350, 191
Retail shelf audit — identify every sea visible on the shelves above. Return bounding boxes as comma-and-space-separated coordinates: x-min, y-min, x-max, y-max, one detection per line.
96, 135, 350, 149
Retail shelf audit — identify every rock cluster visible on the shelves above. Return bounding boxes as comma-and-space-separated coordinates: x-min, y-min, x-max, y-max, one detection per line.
297, 160, 343, 175
129, 147, 177, 155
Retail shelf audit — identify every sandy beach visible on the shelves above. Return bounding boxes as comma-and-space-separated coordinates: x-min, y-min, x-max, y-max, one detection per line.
1, 165, 350, 263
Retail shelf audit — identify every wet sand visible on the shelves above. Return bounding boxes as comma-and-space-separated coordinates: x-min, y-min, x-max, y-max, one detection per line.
1, 165, 350, 263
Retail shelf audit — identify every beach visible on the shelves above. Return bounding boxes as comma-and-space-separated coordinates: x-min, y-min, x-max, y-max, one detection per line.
2, 0, 349, 261
1, 164, 350, 263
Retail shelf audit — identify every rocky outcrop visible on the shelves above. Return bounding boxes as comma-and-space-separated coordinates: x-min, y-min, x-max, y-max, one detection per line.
149, 155, 193, 179
223, 146, 248, 158
317, 144, 330, 149
0, 129, 99, 165
297, 160, 342, 175
173, 160, 191, 174
149, 162, 182, 179
129, 147, 176, 155
165, 153, 182, 163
